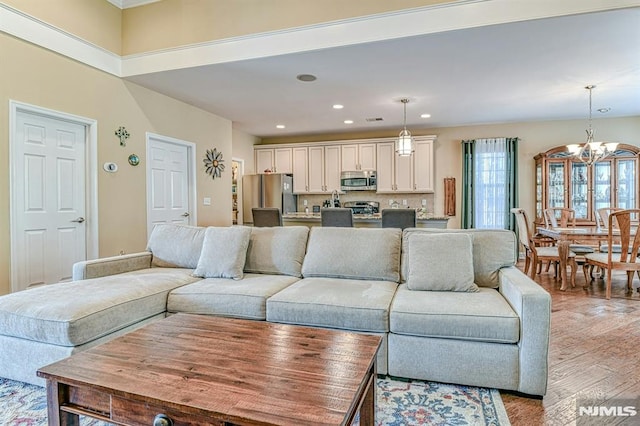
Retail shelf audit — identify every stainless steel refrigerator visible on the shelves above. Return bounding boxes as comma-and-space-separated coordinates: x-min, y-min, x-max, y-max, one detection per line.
242, 173, 297, 224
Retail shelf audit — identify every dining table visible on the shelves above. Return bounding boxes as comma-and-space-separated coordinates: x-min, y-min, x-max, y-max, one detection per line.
536, 226, 612, 291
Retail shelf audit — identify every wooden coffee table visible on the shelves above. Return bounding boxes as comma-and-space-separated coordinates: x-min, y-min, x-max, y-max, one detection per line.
37, 314, 381, 426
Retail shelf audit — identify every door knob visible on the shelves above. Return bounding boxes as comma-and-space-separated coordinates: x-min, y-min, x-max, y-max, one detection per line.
71, 217, 85, 223
181, 212, 190, 217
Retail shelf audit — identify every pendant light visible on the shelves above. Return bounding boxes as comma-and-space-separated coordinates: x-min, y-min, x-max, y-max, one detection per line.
396, 98, 414, 156
566, 85, 618, 166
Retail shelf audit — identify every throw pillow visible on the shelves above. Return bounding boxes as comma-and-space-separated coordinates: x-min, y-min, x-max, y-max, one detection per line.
146, 224, 206, 268
193, 226, 252, 279
407, 233, 479, 292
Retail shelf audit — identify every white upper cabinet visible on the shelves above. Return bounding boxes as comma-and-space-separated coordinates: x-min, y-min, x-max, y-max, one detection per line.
413, 139, 435, 192
375, 137, 435, 193
255, 147, 293, 174
341, 143, 376, 171
292, 147, 309, 193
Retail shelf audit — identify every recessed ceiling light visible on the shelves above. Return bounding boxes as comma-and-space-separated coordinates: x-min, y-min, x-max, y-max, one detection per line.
597, 108, 611, 113
276, 124, 285, 129
333, 104, 344, 109
421, 113, 431, 118
296, 74, 317, 82
344, 120, 354, 124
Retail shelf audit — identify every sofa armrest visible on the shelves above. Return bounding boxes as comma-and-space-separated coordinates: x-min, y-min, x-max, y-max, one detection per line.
72, 252, 153, 280
499, 266, 551, 396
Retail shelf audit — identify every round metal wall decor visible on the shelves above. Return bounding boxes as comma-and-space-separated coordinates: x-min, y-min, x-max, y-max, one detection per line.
204, 148, 225, 179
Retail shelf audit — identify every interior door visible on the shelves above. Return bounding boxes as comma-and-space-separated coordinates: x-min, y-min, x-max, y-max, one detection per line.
12, 111, 86, 291
146, 136, 193, 237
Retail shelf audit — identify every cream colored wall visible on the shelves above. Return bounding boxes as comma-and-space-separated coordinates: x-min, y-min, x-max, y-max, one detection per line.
260, 116, 640, 227
0, 32, 233, 296
121, 0, 453, 55
1, 0, 122, 54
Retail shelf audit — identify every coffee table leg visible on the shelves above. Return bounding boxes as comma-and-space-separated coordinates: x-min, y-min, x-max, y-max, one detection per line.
46, 381, 80, 426
358, 371, 376, 426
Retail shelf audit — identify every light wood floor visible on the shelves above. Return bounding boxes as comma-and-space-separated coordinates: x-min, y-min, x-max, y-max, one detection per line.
501, 261, 640, 425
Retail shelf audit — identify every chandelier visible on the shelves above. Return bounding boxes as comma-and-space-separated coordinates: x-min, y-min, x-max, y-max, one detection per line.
396, 98, 414, 156
566, 85, 618, 166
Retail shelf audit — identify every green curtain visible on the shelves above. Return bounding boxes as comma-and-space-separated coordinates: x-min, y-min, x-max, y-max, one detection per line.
461, 137, 519, 231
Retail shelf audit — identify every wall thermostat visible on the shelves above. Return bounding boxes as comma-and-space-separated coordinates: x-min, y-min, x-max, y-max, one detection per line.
103, 162, 118, 173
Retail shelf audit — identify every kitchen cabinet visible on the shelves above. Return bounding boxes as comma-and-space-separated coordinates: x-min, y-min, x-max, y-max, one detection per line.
307, 145, 341, 193
255, 147, 293, 174
534, 144, 639, 225
376, 137, 434, 193
341, 143, 376, 171
292, 147, 308, 193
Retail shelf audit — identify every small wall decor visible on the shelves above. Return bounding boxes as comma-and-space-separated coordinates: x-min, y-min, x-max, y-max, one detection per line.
115, 126, 130, 147
128, 154, 140, 166
203, 148, 225, 179
444, 177, 456, 216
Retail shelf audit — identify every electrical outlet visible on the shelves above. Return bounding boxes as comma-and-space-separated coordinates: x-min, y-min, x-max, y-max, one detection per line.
422, 199, 427, 206
402, 199, 407, 206
389, 199, 394, 206
303, 199, 308, 206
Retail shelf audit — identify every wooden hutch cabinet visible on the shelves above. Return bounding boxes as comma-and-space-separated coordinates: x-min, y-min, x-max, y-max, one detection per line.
534, 144, 639, 225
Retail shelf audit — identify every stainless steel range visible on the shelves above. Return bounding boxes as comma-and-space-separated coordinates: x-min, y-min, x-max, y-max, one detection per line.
343, 201, 380, 215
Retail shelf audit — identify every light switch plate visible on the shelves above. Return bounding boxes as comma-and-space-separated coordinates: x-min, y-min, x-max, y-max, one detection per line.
203, 197, 211, 205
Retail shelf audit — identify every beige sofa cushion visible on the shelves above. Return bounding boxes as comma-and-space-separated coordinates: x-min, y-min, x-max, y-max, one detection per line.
390, 285, 520, 343
401, 228, 517, 288
194, 226, 251, 279
146, 224, 206, 268
301, 227, 401, 282
0, 268, 199, 346
266, 277, 398, 333
244, 226, 309, 277
407, 233, 479, 292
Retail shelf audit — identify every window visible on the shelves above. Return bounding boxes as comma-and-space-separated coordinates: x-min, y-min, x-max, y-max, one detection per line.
462, 138, 518, 231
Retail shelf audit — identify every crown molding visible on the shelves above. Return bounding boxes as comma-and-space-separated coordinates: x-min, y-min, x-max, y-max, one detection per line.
0, 3, 121, 75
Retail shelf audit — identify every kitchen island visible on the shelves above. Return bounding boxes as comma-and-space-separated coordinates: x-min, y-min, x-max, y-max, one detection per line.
282, 212, 449, 228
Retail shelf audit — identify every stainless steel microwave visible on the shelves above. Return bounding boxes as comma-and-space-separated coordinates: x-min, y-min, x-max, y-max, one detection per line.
340, 170, 377, 191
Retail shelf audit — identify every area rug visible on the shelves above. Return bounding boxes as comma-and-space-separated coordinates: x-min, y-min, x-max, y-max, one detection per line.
0, 376, 510, 425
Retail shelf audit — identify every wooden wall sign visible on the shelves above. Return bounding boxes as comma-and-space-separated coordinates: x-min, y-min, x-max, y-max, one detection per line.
444, 177, 456, 216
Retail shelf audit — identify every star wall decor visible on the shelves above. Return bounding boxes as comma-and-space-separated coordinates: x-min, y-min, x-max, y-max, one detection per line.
204, 148, 225, 179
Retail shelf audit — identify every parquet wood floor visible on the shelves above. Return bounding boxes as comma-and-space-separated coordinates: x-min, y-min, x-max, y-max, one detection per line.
502, 262, 640, 425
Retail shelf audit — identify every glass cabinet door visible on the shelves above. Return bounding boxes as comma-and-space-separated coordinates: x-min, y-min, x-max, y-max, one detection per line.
535, 163, 543, 220
616, 159, 636, 209
570, 162, 588, 219
548, 162, 565, 208
593, 161, 612, 213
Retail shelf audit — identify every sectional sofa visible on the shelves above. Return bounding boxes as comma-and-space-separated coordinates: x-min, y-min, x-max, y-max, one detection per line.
0, 224, 551, 397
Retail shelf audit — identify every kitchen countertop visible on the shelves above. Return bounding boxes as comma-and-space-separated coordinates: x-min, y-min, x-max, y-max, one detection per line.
283, 212, 449, 221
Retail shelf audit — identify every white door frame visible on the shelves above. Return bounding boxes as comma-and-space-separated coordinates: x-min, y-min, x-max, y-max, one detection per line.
232, 157, 245, 224
9, 100, 99, 292
145, 132, 197, 239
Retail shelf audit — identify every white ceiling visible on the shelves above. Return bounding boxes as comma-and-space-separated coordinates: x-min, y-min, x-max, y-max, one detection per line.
125, 7, 640, 139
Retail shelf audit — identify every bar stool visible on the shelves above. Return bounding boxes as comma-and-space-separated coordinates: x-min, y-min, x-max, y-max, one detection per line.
252, 208, 283, 227
381, 209, 417, 230
321, 208, 353, 227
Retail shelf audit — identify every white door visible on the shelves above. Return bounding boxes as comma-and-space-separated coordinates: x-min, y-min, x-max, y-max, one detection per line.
12, 111, 86, 291
146, 135, 195, 237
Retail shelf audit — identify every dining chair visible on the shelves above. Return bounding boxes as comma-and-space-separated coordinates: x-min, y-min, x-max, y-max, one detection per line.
251, 208, 283, 227
512, 208, 577, 286
543, 207, 595, 259
381, 209, 416, 230
321, 208, 353, 227
583, 209, 640, 299
595, 207, 624, 253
